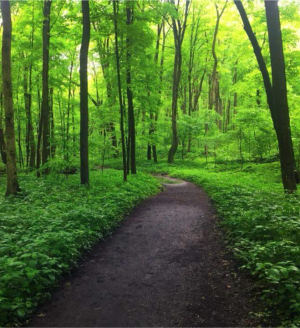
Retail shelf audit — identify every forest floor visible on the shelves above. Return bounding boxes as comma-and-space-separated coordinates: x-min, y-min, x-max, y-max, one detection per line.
29, 177, 259, 327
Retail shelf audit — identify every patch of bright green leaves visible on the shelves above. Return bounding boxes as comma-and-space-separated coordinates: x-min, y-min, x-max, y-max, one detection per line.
0, 170, 160, 327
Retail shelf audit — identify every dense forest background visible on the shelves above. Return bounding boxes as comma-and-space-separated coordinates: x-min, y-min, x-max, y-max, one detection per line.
1, 0, 300, 192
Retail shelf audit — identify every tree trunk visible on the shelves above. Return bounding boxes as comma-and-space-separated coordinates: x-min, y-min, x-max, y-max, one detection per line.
41, 0, 51, 172
225, 99, 230, 132
147, 22, 162, 161
205, 1, 227, 153
49, 87, 55, 158
80, 0, 90, 185
264, 0, 297, 192
147, 143, 151, 160
28, 2, 36, 168
168, 0, 190, 164
113, 0, 127, 182
1, 0, 20, 196
168, 47, 180, 163
0, 92, 7, 165
66, 60, 73, 162
126, 3, 136, 174
232, 60, 238, 129
24, 65, 35, 168
235, 0, 297, 192
72, 88, 76, 156
209, 8, 220, 111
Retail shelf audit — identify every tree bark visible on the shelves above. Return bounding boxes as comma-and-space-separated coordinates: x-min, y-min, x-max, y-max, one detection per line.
1, 0, 20, 196
147, 22, 163, 161
113, 0, 127, 182
0, 92, 7, 165
80, 0, 90, 185
264, 0, 297, 192
41, 0, 51, 172
168, 0, 190, 163
205, 1, 227, 153
234, 0, 297, 192
209, 2, 227, 111
49, 87, 55, 158
126, 2, 136, 174
66, 60, 73, 162
24, 65, 35, 168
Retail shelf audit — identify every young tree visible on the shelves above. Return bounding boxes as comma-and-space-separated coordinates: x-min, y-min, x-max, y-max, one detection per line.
1, 0, 20, 196
80, 0, 90, 185
234, 0, 298, 192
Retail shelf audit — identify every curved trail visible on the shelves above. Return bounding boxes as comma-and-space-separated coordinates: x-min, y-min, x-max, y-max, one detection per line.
30, 178, 257, 327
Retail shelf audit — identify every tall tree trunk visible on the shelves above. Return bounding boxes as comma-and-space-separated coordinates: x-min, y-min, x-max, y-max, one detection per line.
234, 0, 297, 192
205, 1, 227, 153
41, 0, 51, 172
168, 0, 190, 164
72, 88, 76, 156
209, 7, 220, 111
225, 99, 230, 132
49, 87, 55, 158
265, 0, 297, 192
168, 43, 180, 163
17, 99, 24, 168
0, 92, 7, 165
209, 2, 227, 111
152, 21, 167, 163
28, 1, 36, 168
1, 0, 20, 196
147, 22, 163, 161
66, 60, 73, 162
113, 0, 127, 182
126, 3, 136, 174
80, 0, 90, 185
232, 59, 238, 129
24, 66, 35, 168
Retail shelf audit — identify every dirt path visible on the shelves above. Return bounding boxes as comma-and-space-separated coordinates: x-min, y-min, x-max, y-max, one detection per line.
29, 179, 258, 327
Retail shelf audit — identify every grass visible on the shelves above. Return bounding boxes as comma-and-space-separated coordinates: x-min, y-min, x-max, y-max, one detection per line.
0, 169, 160, 327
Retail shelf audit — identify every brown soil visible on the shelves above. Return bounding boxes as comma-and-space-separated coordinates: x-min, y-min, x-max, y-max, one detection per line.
29, 179, 259, 327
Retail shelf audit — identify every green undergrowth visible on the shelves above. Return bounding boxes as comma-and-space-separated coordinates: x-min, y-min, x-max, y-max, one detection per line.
0, 169, 160, 327
170, 168, 300, 326
125, 158, 300, 326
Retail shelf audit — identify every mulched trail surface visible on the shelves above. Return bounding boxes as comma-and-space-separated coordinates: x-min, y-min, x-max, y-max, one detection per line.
29, 178, 259, 327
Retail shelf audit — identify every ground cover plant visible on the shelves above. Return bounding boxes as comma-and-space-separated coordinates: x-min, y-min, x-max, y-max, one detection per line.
0, 170, 160, 326
134, 159, 300, 326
